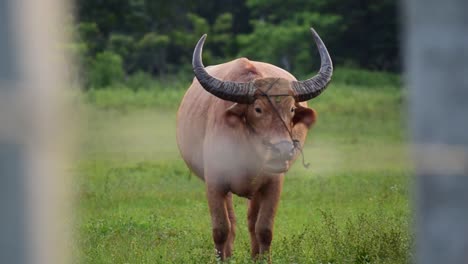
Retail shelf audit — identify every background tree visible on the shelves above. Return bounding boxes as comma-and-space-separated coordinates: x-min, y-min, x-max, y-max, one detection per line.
72, 0, 400, 88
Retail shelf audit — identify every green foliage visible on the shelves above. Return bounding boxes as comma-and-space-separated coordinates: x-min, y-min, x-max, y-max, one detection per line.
244, 0, 399, 70
237, 12, 342, 75
73, 0, 399, 86
83, 67, 401, 110
89, 51, 125, 88
134, 33, 171, 74
332, 67, 402, 87
187, 13, 210, 35
75, 22, 103, 57
108, 34, 134, 63
171, 13, 213, 66
125, 71, 155, 91
211, 13, 234, 58
66, 42, 89, 61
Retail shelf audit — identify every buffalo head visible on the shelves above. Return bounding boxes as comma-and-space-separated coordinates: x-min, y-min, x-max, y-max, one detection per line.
192, 28, 333, 173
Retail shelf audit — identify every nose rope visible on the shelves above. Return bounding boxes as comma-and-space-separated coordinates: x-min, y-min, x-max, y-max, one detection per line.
256, 79, 310, 169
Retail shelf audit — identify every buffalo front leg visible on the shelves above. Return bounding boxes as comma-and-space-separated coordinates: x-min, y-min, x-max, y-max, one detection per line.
225, 192, 236, 258
206, 185, 231, 261
255, 178, 283, 260
247, 196, 260, 257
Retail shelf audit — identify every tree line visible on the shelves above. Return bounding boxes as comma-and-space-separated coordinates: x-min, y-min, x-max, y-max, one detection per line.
71, 0, 400, 88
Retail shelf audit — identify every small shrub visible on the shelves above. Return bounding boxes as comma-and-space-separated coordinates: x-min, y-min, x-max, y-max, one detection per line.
332, 67, 401, 88
126, 71, 156, 91
89, 51, 125, 88
108, 34, 135, 61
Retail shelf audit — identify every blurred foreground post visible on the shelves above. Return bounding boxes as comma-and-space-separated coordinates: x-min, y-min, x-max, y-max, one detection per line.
0, 0, 70, 263
404, 0, 468, 263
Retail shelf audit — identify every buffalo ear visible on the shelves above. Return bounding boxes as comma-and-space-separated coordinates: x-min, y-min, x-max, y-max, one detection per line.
225, 103, 247, 126
293, 105, 317, 128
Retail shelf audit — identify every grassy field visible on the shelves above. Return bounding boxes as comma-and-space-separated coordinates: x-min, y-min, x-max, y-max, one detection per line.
74, 69, 413, 263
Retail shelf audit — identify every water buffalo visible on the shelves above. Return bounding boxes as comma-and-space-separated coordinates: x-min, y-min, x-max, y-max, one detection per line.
176, 28, 332, 261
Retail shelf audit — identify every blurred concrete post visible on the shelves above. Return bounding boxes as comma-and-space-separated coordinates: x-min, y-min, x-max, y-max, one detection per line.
404, 0, 468, 263
0, 0, 70, 264
0, 0, 26, 263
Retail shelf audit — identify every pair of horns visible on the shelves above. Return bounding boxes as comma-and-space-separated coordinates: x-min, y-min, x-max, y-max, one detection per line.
192, 28, 333, 103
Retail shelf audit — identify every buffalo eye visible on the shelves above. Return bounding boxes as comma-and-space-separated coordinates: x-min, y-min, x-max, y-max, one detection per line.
255, 107, 262, 114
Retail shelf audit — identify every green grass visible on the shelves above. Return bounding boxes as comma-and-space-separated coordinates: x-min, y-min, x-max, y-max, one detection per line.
75, 68, 413, 263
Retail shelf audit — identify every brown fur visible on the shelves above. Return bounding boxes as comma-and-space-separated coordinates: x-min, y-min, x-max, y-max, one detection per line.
176, 58, 316, 261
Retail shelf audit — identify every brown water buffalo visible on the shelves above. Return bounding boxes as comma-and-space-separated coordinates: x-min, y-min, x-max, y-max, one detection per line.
176, 28, 332, 261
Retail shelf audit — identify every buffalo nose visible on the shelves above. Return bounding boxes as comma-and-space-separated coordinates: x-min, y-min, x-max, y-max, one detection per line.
273, 140, 295, 161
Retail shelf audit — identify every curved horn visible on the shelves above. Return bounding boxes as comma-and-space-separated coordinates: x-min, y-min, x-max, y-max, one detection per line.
292, 28, 333, 102
192, 34, 255, 104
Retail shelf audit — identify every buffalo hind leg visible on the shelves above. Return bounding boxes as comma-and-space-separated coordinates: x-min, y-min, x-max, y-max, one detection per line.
206, 185, 230, 261
225, 192, 236, 258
